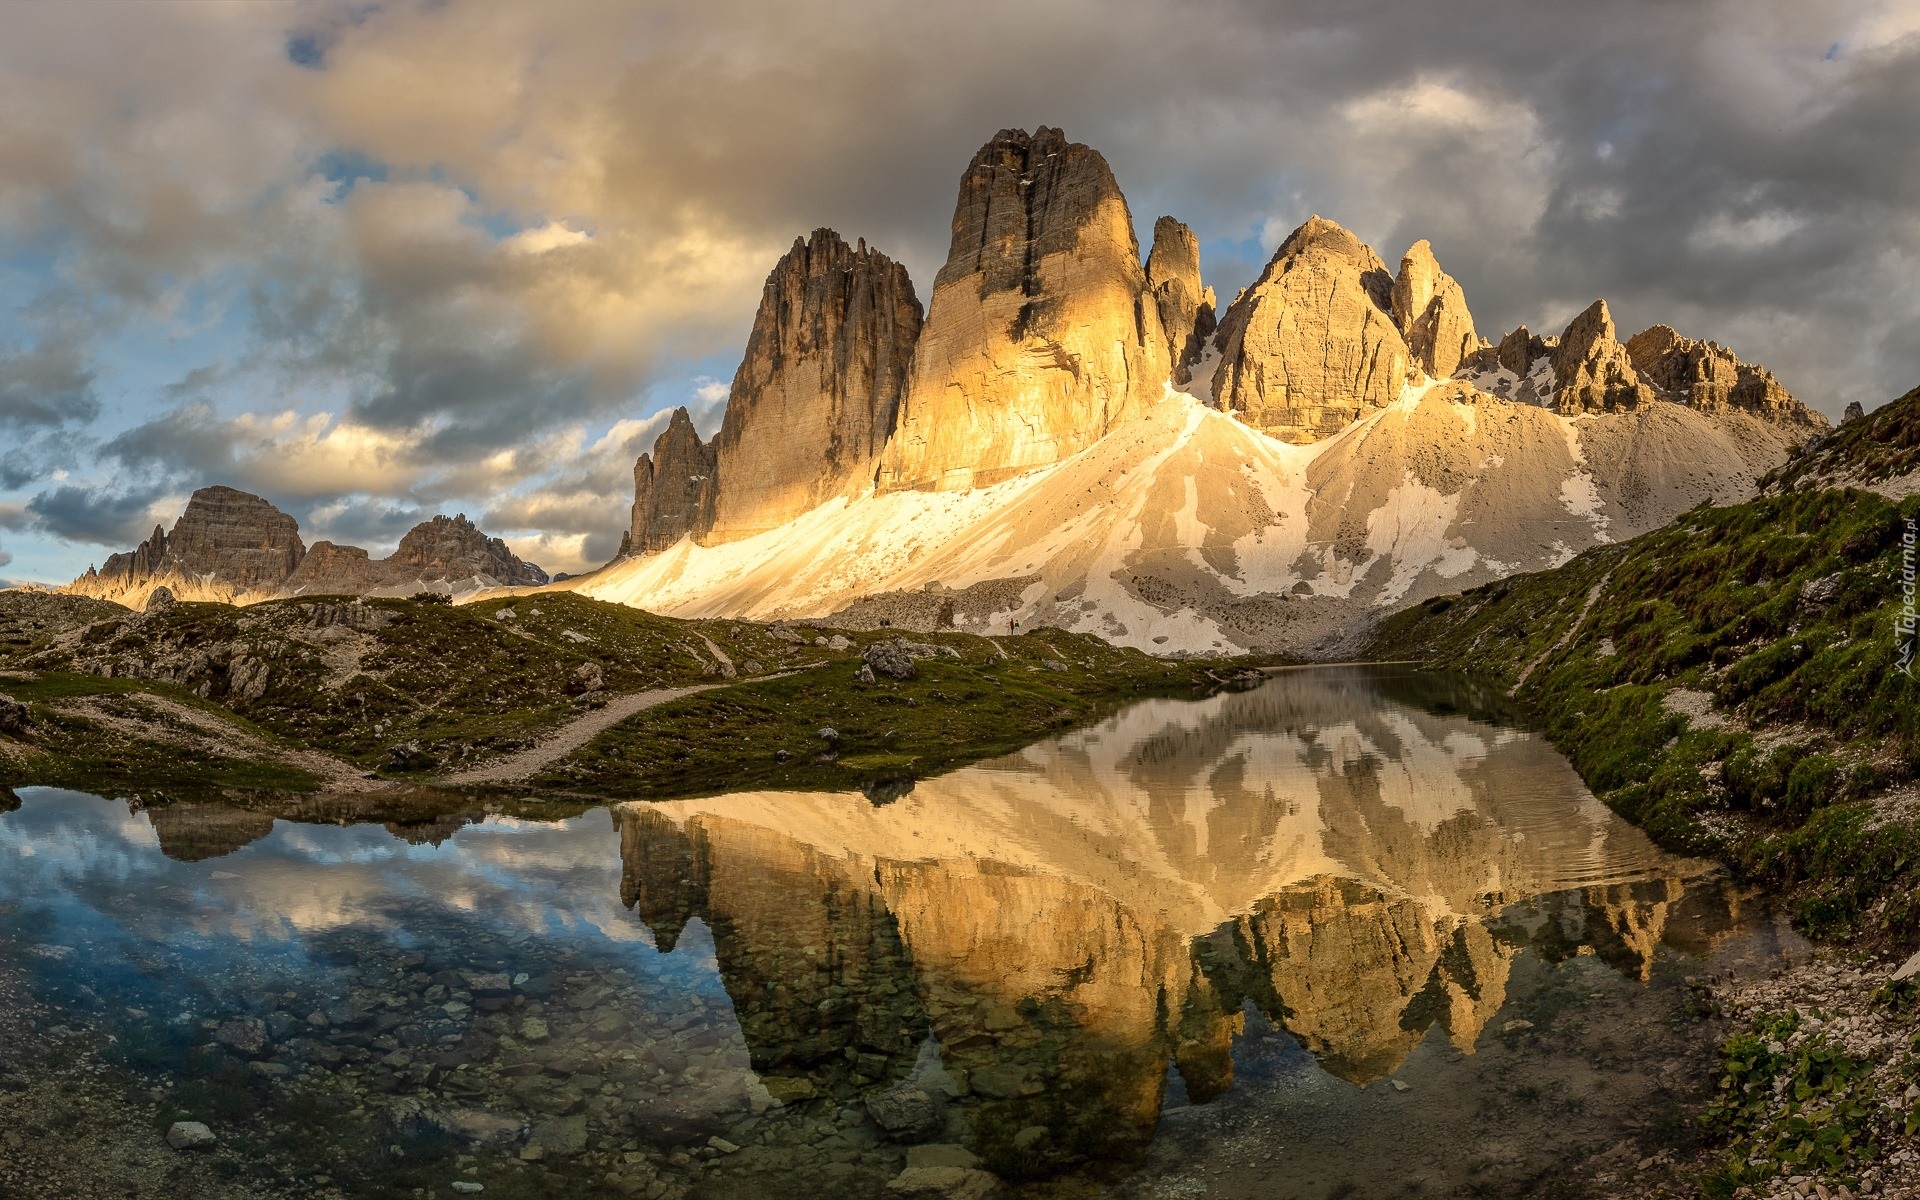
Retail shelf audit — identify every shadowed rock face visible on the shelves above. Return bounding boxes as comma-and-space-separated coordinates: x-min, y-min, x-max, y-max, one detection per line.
1210, 217, 1411, 443
1147, 216, 1216, 386
67, 487, 544, 608
286, 514, 547, 594
708, 230, 923, 543
877, 127, 1168, 492
630, 408, 718, 553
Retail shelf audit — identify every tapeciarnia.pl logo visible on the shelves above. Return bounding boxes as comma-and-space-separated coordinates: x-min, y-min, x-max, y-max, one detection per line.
1900, 517, 1916, 679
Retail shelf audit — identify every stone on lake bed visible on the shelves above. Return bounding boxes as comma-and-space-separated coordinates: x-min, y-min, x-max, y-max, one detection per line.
213, 1017, 267, 1057
1503, 1019, 1535, 1033
866, 1082, 944, 1142
761, 1076, 816, 1104
167, 1121, 217, 1150
886, 1165, 1001, 1198
461, 971, 511, 996
531, 1114, 589, 1157
907, 1145, 982, 1170
452, 1184, 484, 1195
1390, 1079, 1410, 1092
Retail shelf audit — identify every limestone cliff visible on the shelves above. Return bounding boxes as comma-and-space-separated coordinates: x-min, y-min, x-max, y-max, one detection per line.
877, 127, 1168, 492
69, 486, 306, 608
1624, 324, 1826, 430
1146, 216, 1216, 386
629, 408, 718, 553
1210, 217, 1411, 442
1390, 239, 1478, 379
706, 230, 923, 542
1550, 299, 1657, 414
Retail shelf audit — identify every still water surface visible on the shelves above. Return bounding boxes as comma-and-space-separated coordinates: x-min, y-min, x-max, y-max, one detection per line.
0, 668, 1803, 1198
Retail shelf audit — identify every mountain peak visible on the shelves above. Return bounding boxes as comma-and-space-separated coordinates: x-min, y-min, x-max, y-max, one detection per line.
1210, 216, 1407, 442
877, 125, 1166, 492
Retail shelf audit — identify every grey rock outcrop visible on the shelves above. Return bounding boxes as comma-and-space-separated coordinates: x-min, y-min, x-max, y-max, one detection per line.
1210, 217, 1410, 442
629, 408, 718, 553
1390, 240, 1478, 379
1550, 300, 1657, 415
1146, 216, 1216, 385
67, 487, 543, 608
87, 486, 305, 602
863, 640, 917, 681
1843, 401, 1865, 423
707, 229, 923, 542
878, 127, 1168, 492
1624, 324, 1826, 430
286, 514, 547, 595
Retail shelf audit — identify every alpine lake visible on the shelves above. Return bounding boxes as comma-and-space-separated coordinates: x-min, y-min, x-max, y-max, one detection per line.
0, 667, 1806, 1199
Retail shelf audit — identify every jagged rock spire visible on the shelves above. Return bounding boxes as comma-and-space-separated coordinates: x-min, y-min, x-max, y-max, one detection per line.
1147, 216, 1216, 385
1390, 240, 1478, 379
706, 228, 922, 543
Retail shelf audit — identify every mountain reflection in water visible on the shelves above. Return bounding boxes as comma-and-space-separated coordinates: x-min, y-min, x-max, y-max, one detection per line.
0, 668, 1779, 1197
618, 668, 1743, 1178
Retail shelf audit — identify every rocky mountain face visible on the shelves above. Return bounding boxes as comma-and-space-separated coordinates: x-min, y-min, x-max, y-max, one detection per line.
877, 127, 1168, 492
1468, 302, 1827, 430
67, 488, 544, 609
1210, 217, 1410, 443
1390, 239, 1478, 379
287, 514, 548, 595
1146, 216, 1216, 386
1624, 323, 1817, 427
628, 408, 719, 554
706, 230, 923, 543
590, 125, 1829, 656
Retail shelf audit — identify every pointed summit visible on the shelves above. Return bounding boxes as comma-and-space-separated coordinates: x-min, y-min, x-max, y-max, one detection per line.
1551, 299, 1655, 414
629, 408, 717, 553
707, 229, 922, 542
1147, 216, 1216, 385
1390, 240, 1478, 379
877, 127, 1168, 492
1210, 217, 1410, 442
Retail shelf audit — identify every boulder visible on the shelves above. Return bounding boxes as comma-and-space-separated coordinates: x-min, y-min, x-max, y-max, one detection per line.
864, 641, 917, 681
0, 695, 27, 735
145, 585, 177, 611
866, 1082, 945, 1142
878, 127, 1168, 492
212, 1017, 267, 1057
166, 1121, 217, 1151
707, 229, 923, 542
529, 1114, 589, 1158
1211, 216, 1410, 442
886, 1166, 1001, 1199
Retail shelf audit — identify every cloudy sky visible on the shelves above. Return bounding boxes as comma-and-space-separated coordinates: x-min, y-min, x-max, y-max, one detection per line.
2, 0, 1916, 585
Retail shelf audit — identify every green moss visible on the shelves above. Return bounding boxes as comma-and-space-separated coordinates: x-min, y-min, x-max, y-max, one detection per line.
1368, 486, 1920, 944
534, 630, 1225, 798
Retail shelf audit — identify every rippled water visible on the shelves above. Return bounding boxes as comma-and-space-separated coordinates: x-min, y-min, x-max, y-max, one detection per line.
0, 667, 1804, 1198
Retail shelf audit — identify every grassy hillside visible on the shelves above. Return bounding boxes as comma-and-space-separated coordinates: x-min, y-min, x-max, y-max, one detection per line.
0, 590, 1251, 803
1369, 484, 1918, 943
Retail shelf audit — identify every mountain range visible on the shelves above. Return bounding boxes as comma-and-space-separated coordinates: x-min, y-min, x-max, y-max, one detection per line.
64, 486, 547, 608
571, 126, 1828, 656
59, 126, 1833, 654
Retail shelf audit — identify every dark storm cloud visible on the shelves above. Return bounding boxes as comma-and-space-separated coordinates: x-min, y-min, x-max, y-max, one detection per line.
0, 0, 1915, 574
26, 485, 170, 549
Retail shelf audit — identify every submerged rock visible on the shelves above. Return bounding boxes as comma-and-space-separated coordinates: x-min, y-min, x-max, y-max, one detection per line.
165, 1121, 217, 1151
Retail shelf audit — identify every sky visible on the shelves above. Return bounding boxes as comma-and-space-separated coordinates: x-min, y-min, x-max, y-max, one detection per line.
2, 0, 1916, 586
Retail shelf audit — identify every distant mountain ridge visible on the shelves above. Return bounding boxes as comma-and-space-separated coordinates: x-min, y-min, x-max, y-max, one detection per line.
558, 125, 1826, 656
66, 487, 546, 610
